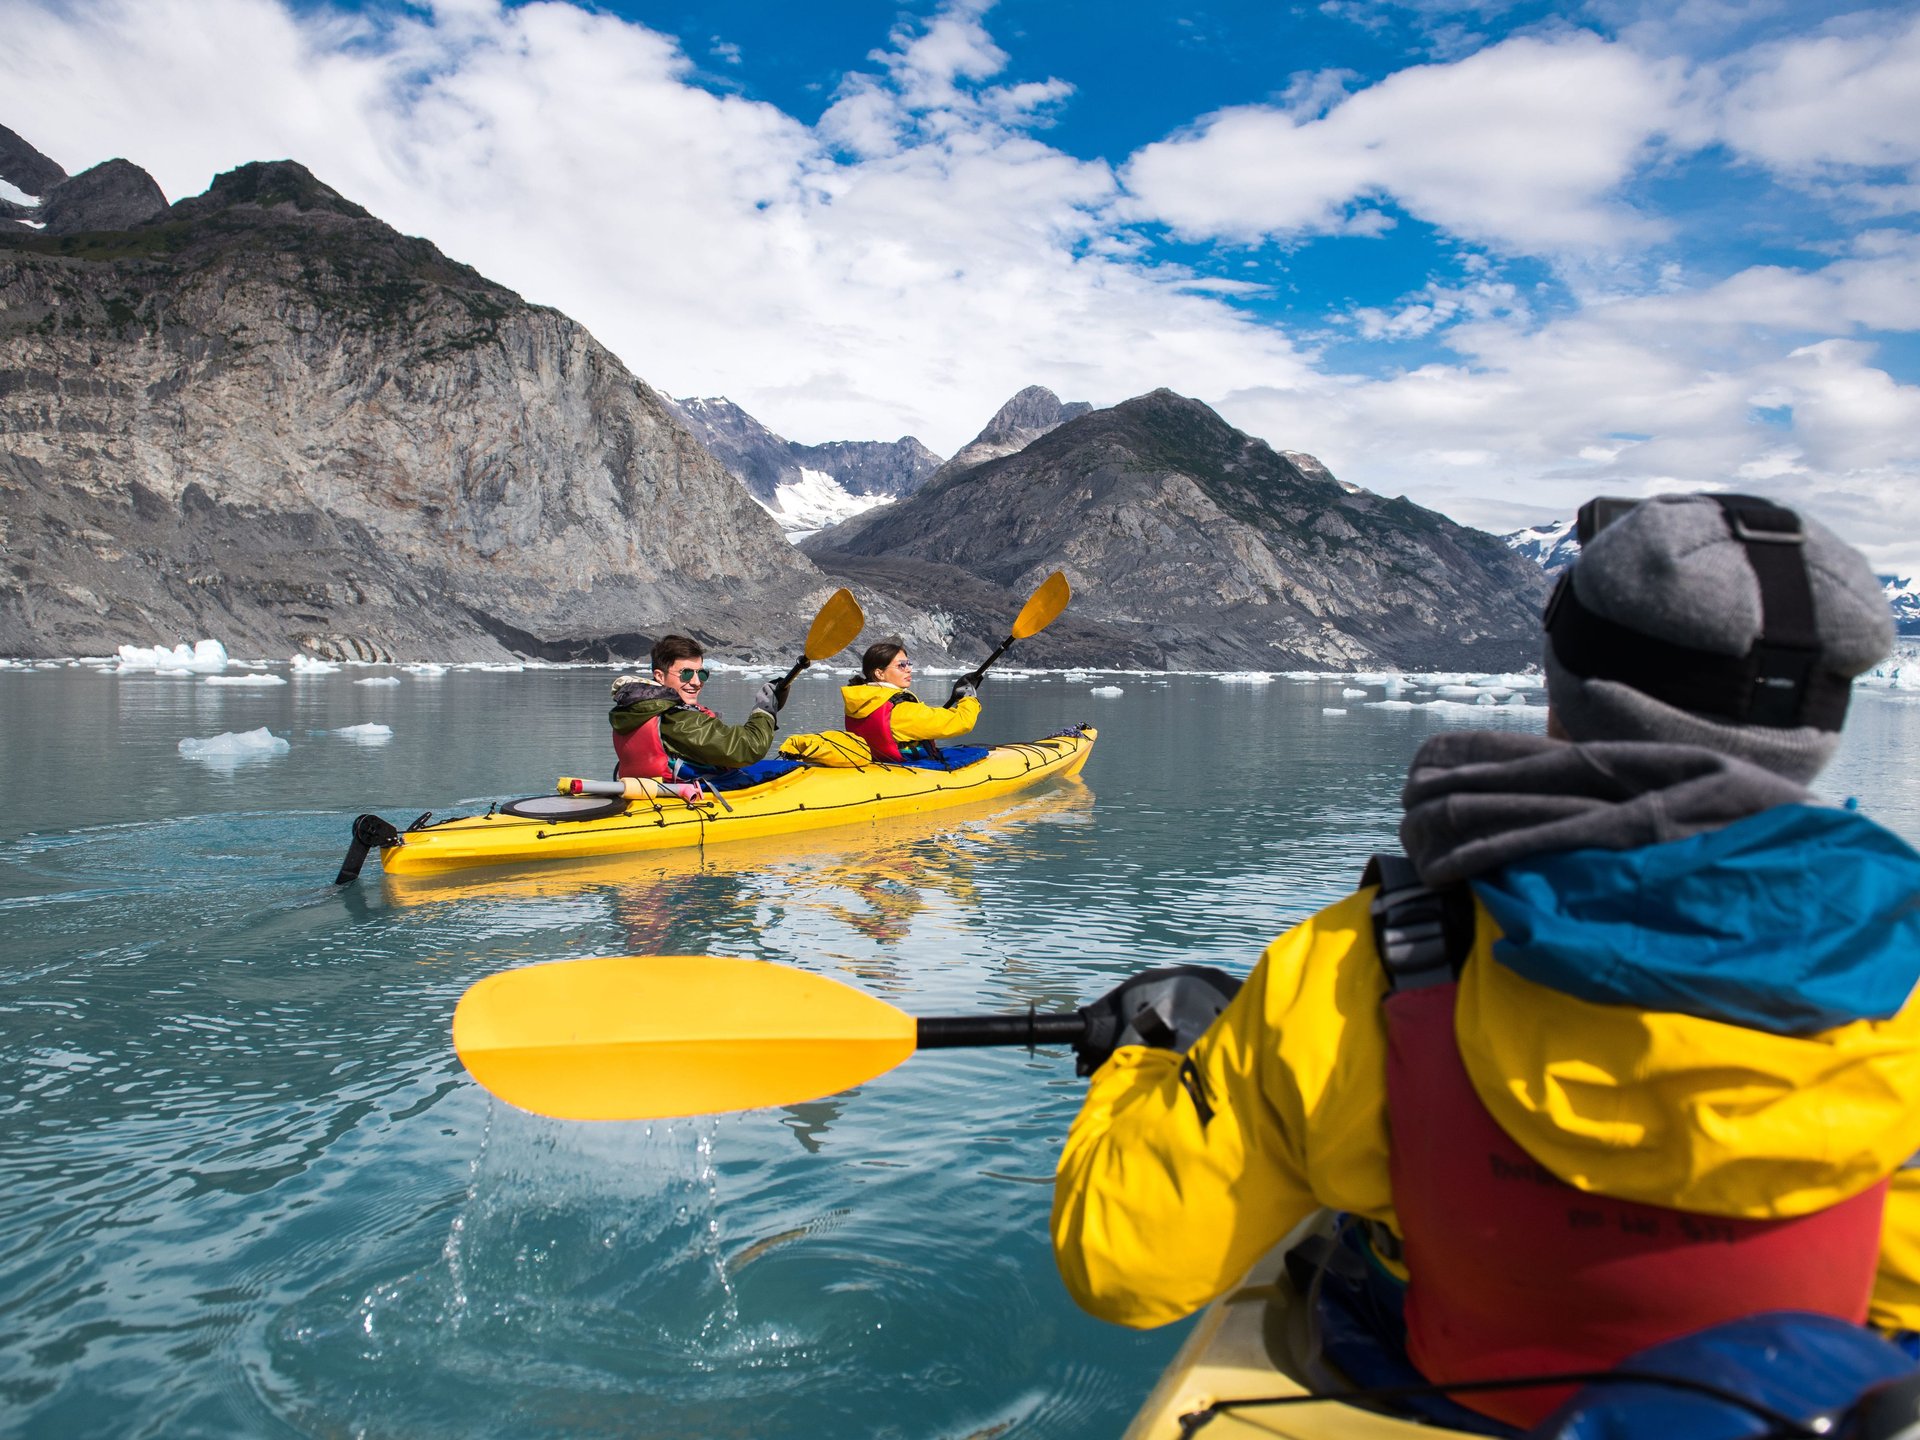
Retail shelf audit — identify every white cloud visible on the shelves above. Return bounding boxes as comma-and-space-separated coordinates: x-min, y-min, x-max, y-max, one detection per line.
1715, 10, 1920, 175
1121, 31, 1683, 255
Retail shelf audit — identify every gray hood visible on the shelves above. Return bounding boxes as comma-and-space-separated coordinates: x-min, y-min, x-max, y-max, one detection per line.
1399, 731, 1814, 886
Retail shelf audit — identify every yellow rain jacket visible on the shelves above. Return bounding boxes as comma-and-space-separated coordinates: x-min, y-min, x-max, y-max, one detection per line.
1052, 884, 1920, 1334
841, 683, 981, 743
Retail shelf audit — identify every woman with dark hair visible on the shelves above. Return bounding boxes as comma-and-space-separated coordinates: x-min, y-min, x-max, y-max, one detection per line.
841, 640, 980, 762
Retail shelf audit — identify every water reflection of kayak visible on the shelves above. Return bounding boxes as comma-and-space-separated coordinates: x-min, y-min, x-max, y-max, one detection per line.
354, 725, 1095, 879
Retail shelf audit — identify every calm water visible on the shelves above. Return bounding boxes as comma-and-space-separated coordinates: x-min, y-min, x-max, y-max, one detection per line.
4, 662, 1920, 1439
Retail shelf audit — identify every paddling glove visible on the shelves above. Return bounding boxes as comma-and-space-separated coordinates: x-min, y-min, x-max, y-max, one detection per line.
947, 678, 978, 707
753, 680, 786, 720
1073, 966, 1242, 1078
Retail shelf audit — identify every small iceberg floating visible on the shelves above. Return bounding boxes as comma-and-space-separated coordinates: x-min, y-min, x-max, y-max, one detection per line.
119, 639, 229, 672
206, 673, 287, 686
333, 723, 394, 744
355, 676, 402, 687
1090, 685, 1124, 697
179, 727, 289, 763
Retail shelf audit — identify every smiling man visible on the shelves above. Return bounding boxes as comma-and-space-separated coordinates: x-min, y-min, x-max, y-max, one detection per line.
609, 635, 783, 780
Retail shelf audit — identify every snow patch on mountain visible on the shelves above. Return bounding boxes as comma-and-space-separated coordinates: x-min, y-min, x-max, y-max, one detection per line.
1502, 518, 1580, 575
1883, 575, 1920, 635
760, 468, 892, 540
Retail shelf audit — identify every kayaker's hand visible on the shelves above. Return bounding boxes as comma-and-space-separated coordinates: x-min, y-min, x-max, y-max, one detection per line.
1073, 966, 1242, 1078
753, 680, 785, 719
946, 678, 978, 708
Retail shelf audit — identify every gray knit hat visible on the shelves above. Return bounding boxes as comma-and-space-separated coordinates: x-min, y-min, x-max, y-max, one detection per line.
1544, 493, 1892, 782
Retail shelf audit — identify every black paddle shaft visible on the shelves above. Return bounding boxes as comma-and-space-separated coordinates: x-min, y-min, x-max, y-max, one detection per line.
916, 1011, 1086, 1049
964, 634, 1016, 689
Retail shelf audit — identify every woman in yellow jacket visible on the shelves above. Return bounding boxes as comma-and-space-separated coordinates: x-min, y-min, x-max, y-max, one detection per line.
841, 641, 980, 762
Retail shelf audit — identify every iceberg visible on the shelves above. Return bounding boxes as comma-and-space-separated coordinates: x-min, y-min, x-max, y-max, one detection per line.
1215, 672, 1273, 685
118, 639, 229, 672
292, 654, 340, 674
355, 676, 402, 687
333, 723, 394, 743
1090, 685, 1124, 697
206, 673, 287, 686
178, 727, 289, 761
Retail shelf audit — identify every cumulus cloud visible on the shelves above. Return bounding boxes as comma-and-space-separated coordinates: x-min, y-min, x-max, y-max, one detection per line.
1121, 31, 1684, 254
1714, 9, 1920, 175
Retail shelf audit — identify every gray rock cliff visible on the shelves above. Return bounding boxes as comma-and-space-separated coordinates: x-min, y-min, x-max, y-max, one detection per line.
0, 155, 829, 661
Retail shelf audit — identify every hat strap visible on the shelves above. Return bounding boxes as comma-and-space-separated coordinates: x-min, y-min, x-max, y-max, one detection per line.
1544, 494, 1850, 731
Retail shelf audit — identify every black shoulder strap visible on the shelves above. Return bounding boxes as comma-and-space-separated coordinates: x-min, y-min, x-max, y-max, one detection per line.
1360, 853, 1474, 992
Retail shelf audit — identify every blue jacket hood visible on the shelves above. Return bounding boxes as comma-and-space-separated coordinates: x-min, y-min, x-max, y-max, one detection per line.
1473, 804, 1920, 1035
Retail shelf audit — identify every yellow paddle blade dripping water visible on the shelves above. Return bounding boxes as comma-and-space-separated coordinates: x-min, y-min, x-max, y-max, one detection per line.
452, 954, 917, 1121
1011, 571, 1070, 640
805, 588, 865, 662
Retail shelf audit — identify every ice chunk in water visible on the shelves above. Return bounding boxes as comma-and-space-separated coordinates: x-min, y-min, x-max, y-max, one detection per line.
178, 727, 289, 761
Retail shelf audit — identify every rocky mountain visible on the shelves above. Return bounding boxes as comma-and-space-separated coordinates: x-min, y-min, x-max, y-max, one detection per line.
808, 389, 1550, 671
0, 126, 168, 236
1885, 576, 1920, 636
663, 395, 941, 540
0, 137, 826, 661
807, 383, 1094, 556
940, 384, 1093, 475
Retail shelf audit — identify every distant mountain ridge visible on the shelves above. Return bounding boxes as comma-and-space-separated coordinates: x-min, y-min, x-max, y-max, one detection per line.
811, 388, 1549, 671
665, 395, 941, 539
0, 124, 168, 235
2, 118, 1567, 671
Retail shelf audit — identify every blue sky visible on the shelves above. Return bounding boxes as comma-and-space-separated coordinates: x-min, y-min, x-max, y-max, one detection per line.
6, 0, 1920, 563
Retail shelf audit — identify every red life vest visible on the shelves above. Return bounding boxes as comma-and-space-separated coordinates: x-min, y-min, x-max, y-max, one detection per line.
612, 703, 716, 780
845, 693, 906, 762
1384, 979, 1888, 1428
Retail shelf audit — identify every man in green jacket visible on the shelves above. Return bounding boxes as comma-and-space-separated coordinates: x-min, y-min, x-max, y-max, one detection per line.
610, 634, 784, 780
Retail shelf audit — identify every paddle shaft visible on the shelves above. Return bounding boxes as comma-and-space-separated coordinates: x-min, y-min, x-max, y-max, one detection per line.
963, 633, 1017, 690
916, 1011, 1085, 1048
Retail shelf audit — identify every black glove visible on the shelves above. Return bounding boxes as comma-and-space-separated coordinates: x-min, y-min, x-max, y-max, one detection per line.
753, 680, 785, 718
1073, 966, 1242, 1078
947, 677, 978, 707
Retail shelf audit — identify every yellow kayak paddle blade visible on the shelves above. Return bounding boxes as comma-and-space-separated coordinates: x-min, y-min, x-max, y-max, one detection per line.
452, 954, 917, 1121
804, 588, 865, 663
1011, 571, 1070, 640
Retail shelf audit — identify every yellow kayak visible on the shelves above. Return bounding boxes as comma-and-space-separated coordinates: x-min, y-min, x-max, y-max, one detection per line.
1126, 1219, 1477, 1440
378, 782, 1092, 907
353, 725, 1095, 878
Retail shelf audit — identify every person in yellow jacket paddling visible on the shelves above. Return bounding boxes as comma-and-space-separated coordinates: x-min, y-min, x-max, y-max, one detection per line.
841, 641, 981, 762
1051, 493, 1920, 1431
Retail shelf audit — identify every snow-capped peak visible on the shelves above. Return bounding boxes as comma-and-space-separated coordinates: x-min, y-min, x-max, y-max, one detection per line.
1502, 518, 1580, 576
